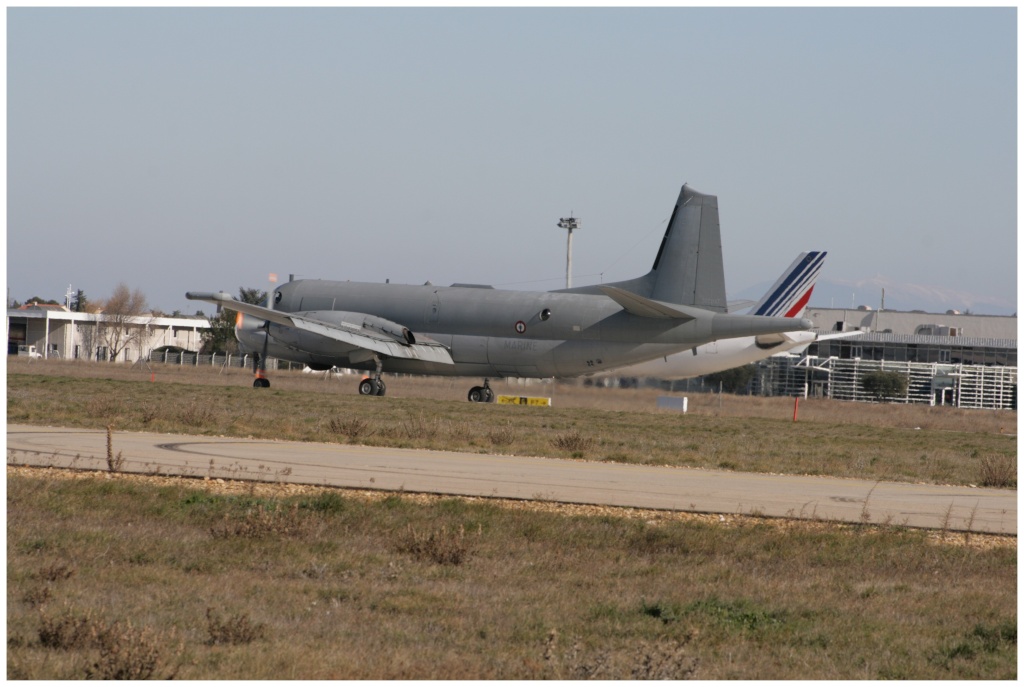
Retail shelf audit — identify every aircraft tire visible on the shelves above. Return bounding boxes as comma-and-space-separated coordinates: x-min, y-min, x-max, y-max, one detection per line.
358, 379, 377, 396
375, 380, 387, 396
483, 388, 494, 403
468, 386, 484, 403
253, 378, 270, 388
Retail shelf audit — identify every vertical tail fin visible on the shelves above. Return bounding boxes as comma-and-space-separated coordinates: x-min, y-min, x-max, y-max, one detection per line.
561, 183, 727, 311
648, 184, 727, 311
750, 251, 827, 318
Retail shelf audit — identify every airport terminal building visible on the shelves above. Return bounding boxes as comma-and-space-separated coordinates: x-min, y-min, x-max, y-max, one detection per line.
754, 307, 1017, 410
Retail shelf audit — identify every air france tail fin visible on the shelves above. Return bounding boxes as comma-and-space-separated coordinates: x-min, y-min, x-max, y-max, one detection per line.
749, 251, 826, 318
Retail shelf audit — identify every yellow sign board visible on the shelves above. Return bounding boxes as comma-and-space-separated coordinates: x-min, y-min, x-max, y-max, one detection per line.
496, 395, 552, 407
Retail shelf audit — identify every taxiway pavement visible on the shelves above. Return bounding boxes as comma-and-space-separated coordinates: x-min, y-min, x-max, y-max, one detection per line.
7, 424, 1016, 535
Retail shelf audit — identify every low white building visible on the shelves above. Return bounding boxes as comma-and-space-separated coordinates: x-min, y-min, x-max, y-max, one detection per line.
8, 304, 209, 363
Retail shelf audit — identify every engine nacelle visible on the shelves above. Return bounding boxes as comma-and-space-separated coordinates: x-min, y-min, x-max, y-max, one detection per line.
301, 310, 416, 346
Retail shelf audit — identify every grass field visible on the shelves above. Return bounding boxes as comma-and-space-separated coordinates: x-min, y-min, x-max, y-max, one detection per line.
7, 358, 1017, 487
6, 466, 1017, 679
6, 358, 1017, 679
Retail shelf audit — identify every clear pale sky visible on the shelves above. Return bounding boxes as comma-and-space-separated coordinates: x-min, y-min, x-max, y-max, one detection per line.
7, 7, 1017, 315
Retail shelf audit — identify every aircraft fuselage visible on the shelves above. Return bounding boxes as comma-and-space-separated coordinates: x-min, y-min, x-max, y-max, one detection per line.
239, 279, 804, 379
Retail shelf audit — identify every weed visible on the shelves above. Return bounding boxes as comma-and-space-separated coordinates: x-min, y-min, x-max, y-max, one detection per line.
328, 416, 373, 441
178, 400, 217, 428
106, 425, 124, 472
300, 491, 347, 514
860, 482, 880, 524
629, 637, 700, 679
86, 621, 181, 679
684, 596, 783, 633
978, 454, 1016, 488
138, 404, 159, 425
552, 430, 594, 454
395, 524, 472, 565
933, 621, 1017, 670
206, 607, 266, 646
37, 562, 75, 582
38, 607, 102, 650
542, 628, 699, 679
209, 503, 309, 539
402, 413, 441, 440
639, 598, 682, 624
21, 585, 53, 607
487, 423, 517, 447
86, 396, 126, 420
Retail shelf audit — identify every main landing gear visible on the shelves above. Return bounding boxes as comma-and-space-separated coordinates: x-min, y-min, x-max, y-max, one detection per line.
468, 379, 494, 403
357, 356, 387, 396
358, 377, 387, 396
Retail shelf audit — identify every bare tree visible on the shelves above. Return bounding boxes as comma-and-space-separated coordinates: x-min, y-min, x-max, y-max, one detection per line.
98, 283, 151, 362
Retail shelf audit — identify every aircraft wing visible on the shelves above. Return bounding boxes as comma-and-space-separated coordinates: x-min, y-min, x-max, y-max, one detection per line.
185, 291, 454, 365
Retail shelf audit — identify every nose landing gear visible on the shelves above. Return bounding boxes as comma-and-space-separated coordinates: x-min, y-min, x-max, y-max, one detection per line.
253, 324, 272, 388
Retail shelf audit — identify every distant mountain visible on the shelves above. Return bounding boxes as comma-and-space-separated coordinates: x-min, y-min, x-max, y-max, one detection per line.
733, 276, 1016, 317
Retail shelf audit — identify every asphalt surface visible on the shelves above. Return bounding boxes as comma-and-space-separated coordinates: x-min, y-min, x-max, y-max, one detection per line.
7, 423, 1017, 535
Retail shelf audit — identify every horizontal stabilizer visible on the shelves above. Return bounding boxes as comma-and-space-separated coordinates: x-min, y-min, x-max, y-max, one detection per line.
185, 291, 454, 365
755, 328, 863, 351
599, 286, 697, 321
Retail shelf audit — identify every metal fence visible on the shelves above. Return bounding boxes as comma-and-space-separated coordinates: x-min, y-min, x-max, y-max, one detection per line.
754, 355, 1017, 410
146, 351, 305, 371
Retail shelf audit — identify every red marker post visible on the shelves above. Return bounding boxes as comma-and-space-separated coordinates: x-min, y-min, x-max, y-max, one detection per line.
793, 396, 799, 422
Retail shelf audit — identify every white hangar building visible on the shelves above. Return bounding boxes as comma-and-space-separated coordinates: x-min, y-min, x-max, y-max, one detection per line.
755, 306, 1017, 410
8, 303, 209, 363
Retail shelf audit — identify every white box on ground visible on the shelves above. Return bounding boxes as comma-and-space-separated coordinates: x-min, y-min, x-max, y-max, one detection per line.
656, 396, 687, 412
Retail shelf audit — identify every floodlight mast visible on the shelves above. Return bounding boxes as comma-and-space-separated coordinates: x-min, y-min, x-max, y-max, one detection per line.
557, 216, 580, 288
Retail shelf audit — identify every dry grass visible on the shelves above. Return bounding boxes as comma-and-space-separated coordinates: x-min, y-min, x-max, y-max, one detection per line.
6, 468, 1015, 680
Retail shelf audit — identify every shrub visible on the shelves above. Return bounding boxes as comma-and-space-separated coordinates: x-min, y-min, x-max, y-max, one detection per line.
38, 607, 102, 650
206, 607, 266, 646
487, 423, 517, 447
860, 371, 908, 400
552, 430, 594, 454
37, 562, 75, 582
327, 416, 372, 441
395, 524, 472, 565
178, 400, 217, 428
978, 454, 1016, 488
209, 503, 308, 539
703, 365, 756, 394
86, 621, 177, 680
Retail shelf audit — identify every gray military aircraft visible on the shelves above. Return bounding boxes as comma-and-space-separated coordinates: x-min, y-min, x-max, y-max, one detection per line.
187, 184, 813, 401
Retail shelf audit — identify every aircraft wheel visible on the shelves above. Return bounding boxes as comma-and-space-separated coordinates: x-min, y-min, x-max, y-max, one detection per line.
375, 380, 387, 396
468, 386, 484, 403
253, 378, 270, 388
358, 379, 378, 396
483, 387, 494, 403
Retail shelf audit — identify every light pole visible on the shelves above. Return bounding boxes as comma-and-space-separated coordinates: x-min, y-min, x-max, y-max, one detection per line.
557, 216, 580, 288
